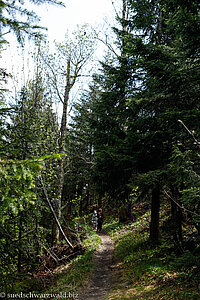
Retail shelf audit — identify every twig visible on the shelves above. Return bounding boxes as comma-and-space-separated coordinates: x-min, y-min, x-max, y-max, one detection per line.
37, 238, 59, 263
44, 265, 54, 275
178, 119, 200, 146
58, 250, 83, 262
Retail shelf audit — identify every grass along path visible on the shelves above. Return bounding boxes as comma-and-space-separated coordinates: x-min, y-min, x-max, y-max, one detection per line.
104, 209, 200, 299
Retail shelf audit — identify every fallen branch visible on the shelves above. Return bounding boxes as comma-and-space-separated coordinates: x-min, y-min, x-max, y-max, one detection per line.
164, 190, 200, 218
40, 176, 73, 249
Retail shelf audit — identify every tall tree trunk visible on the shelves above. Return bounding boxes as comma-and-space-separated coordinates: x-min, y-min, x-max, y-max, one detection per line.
49, 31, 93, 243
35, 212, 40, 261
157, 6, 163, 44
98, 196, 102, 209
17, 215, 22, 273
122, 0, 128, 52
54, 59, 71, 243
150, 185, 161, 241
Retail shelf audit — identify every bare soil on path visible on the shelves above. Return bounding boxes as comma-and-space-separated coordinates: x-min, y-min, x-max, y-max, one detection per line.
79, 234, 116, 300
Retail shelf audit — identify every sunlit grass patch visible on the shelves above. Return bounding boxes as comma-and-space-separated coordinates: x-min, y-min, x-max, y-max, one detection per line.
103, 219, 122, 235
108, 284, 200, 299
106, 208, 200, 300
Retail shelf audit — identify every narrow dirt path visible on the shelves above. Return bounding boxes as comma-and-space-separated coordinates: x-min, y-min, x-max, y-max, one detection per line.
79, 234, 115, 300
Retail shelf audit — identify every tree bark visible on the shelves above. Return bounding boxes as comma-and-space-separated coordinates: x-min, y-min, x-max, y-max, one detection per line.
157, 6, 163, 44
150, 185, 161, 241
17, 215, 22, 273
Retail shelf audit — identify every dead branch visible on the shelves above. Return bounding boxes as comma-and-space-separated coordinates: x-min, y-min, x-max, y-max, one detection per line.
178, 119, 200, 147
164, 190, 200, 218
40, 176, 73, 249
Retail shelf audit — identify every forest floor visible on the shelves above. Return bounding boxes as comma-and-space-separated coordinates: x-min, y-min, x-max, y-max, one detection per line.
78, 233, 117, 300
41, 205, 199, 300
102, 207, 200, 300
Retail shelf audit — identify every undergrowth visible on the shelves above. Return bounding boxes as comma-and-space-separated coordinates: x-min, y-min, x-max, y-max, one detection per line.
105, 209, 200, 299
3, 225, 101, 298
43, 228, 101, 297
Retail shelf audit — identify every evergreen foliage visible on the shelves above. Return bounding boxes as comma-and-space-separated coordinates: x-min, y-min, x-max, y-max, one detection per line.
1, 0, 200, 293
72, 0, 200, 243
0, 0, 64, 42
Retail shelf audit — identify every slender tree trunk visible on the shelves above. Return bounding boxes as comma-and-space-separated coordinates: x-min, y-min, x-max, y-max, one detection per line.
17, 102, 26, 272
54, 158, 64, 241
54, 59, 71, 243
157, 7, 163, 44
122, 0, 128, 53
35, 213, 40, 261
150, 185, 161, 241
17, 215, 22, 273
98, 195, 102, 209
122, 0, 126, 21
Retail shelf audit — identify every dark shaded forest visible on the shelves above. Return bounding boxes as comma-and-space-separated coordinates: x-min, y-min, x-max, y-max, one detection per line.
1, 0, 200, 297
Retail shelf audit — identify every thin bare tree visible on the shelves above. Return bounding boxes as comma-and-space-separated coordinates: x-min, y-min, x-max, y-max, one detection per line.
43, 25, 95, 243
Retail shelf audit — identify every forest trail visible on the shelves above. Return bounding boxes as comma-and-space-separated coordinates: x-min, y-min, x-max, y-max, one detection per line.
79, 234, 115, 300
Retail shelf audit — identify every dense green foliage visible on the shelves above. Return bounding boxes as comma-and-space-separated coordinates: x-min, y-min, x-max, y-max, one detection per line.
1, 0, 200, 294
0, 55, 61, 289
65, 0, 200, 241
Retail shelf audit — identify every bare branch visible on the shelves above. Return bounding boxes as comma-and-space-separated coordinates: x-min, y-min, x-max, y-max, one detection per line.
178, 119, 200, 146
164, 190, 200, 218
40, 176, 73, 249
94, 31, 119, 58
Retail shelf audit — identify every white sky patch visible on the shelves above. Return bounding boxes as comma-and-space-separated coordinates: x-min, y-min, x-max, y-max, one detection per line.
31, 0, 115, 41
1, 0, 115, 80
1, 0, 117, 120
